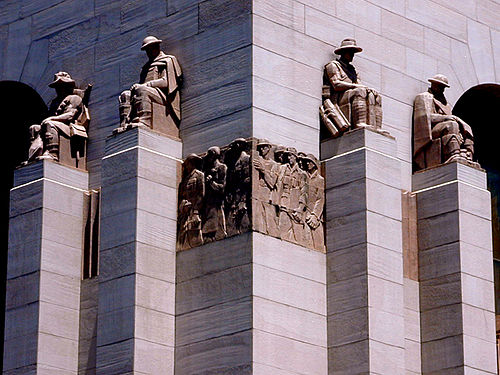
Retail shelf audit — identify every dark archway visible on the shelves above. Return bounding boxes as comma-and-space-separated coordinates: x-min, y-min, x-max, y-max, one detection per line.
454, 84, 500, 365
0, 81, 47, 370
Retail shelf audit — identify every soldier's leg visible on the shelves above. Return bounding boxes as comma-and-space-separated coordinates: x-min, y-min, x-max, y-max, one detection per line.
432, 120, 462, 162
130, 86, 163, 128
374, 91, 383, 129
119, 90, 131, 128
462, 138, 474, 161
264, 203, 280, 238
40, 121, 60, 160
350, 87, 369, 128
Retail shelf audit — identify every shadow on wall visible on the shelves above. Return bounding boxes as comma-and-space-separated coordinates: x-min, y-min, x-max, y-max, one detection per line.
0, 81, 48, 370
453, 83, 500, 313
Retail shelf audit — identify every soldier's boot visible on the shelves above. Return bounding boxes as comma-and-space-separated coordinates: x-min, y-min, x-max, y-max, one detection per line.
40, 124, 59, 161
462, 138, 474, 161
352, 97, 370, 129
442, 135, 461, 163
129, 99, 152, 129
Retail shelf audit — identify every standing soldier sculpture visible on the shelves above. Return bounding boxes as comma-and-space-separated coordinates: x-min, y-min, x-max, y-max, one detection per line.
202, 147, 228, 242
413, 74, 476, 170
320, 38, 383, 138
116, 36, 182, 137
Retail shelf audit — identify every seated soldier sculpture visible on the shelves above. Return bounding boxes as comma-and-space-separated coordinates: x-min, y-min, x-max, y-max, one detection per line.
320, 38, 383, 138
24, 71, 91, 169
413, 74, 477, 171
115, 36, 182, 137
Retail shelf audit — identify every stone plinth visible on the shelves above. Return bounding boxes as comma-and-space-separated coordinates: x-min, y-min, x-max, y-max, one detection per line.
322, 128, 405, 374
4, 160, 88, 374
175, 232, 327, 374
97, 128, 181, 374
413, 162, 496, 374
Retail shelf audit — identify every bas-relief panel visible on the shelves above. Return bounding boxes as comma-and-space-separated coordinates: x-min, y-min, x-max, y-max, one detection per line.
177, 138, 325, 252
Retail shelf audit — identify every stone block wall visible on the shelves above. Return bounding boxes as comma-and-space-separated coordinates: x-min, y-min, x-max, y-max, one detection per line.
1, 0, 499, 374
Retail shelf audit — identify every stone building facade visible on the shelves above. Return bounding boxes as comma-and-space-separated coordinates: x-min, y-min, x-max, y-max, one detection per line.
1, 0, 500, 374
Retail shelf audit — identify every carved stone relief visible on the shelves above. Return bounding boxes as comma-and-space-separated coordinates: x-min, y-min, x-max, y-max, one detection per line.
413, 74, 479, 171
177, 138, 325, 252
320, 38, 385, 140
114, 36, 182, 138
22, 71, 92, 170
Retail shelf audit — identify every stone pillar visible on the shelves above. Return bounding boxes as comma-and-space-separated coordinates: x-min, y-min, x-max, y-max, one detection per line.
414, 162, 497, 374
175, 232, 327, 374
4, 160, 87, 374
96, 128, 181, 374
322, 128, 405, 374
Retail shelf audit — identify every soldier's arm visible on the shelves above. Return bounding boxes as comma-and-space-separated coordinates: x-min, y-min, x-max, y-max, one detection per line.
326, 62, 362, 92
145, 63, 169, 89
44, 95, 82, 123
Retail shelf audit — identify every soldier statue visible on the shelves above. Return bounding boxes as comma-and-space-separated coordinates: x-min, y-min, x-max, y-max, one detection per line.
116, 36, 182, 135
413, 74, 476, 170
320, 38, 383, 138
24, 71, 91, 169
202, 146, 228, 242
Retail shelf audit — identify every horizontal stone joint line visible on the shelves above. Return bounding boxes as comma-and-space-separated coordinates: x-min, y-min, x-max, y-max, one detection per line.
252, 106, 319, 132
102, 145, 182, 162
322, 146, 399, 163
176, 262, 252, 284
254, 295, 326, 317
253, 262, 326, 285
253, 327, 327, 349
412, 179, 489, 194
11, 177, 88, 193
175, 328, 252, 349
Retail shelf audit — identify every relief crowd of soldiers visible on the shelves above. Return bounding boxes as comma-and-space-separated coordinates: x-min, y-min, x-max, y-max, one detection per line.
177, 138, 325, 252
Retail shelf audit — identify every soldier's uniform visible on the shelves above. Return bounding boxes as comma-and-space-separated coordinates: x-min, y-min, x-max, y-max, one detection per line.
277, 149, 307, 243
119, 36, 182, 130
253, 141, 280, 238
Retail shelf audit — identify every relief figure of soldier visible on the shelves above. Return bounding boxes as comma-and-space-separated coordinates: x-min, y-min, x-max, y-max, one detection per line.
225, 138, 251, 237
277, 147, 307, 243
252, 140, 280, 238
202, 146, 228, 242
178, 154, 204, 250
300, 154, 325, 251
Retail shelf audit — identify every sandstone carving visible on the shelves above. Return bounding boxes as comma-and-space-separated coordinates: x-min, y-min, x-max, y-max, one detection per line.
202, 146, 228, 242
178, 154, 204, 250
115, 36, 182, 138
23, 71, 92, 170
413, 74, 478, 171
177, 138, 325, 252
320, 38, 383, 139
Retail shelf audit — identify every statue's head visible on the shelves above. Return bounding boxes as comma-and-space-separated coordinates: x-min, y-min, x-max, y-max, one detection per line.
284, 147, 298, 166
207, 146, 221, 162
334, 38, 363, 62
256, 140, 272, 157
48, 72, 75, 94
428, 74, 450, 94
301, 153, 319, 172
184, 153, 202, 173
141, 36, 162, 59
229, 138, 247, 152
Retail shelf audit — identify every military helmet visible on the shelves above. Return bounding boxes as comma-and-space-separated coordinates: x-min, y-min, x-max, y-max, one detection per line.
283, 147, 298, 155
301, 153, 320, 168
48, 71, 76, 88
184, 153, 202, 167
229, 138, 247, 148
334, 38, 363, 55
428, 74, 450, 88
256, 139, 272, 148
141, 36, 162, 50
